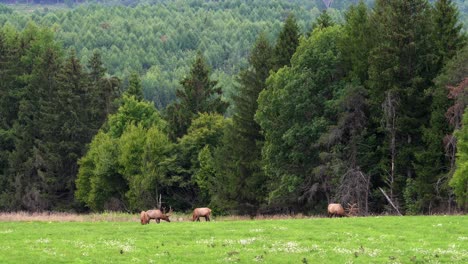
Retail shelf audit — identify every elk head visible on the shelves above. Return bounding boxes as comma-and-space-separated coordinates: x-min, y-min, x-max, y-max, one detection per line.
346, 203, 359, 216
161, 206, 172, 222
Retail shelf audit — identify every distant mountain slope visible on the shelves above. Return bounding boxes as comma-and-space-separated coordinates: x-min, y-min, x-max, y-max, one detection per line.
0, 0, 466, 108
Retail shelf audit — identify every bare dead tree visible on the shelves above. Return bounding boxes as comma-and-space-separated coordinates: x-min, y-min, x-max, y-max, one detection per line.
334, 167, 369, 215
381, 90, 400, 212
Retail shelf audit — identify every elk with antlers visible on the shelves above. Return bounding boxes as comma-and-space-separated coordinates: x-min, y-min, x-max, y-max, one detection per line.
140, 207, 172, 224
327, 203, 359, 217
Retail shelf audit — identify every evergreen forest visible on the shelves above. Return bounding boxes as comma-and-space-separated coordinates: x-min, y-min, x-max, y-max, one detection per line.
0, 0, 467, 216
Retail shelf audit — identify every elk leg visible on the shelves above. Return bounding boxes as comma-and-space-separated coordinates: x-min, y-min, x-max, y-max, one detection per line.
206, 216, 210, 221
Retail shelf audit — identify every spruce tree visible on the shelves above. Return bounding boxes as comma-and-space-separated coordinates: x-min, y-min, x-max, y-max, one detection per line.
272, 14, 300, 71
214, 34, 273, 215
87, 51, 120, 125
341, 1, 372, 83
310, 10, 335, 33
412, 0, 466, 213
126, 72, 143, 101
165, 52, 228, 140
433, 0, 465, 70
368, 0, 438, 213
10, 34, 62, 210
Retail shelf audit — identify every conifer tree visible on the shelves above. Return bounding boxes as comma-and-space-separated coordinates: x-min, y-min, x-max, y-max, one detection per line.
213, 34, 273, 215
165, 52, 228, 140
433, 0, 465, 70
412, 0, 466, 213
272, 14, 300, 71
368, 0, 438, 212
126, 72, 143, 101
310, 10, 335, 33
87, 51, 120, 125
10, 30, 62, 210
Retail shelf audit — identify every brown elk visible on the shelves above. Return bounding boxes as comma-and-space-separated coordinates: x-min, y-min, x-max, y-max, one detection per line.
192, 207, 211, 222
141, 207, 172, 224
327, 203, 359, 217
140, 211, 150, 225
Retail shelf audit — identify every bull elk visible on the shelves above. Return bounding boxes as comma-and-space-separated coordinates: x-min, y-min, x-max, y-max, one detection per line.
140, 207, 172, 224
192, 207, 211, 222
327, 203, 359, 217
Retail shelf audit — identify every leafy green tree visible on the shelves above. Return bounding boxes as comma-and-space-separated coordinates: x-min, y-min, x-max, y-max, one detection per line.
76, 95, 167, 211
107, 95, 166, 138
175, 113, 228, 208
450, 108, 468, 210
75, 131, 124, 211
256, 26, 345, 212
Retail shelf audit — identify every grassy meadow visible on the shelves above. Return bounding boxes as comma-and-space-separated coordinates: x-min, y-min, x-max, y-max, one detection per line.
0, 214, 467, 263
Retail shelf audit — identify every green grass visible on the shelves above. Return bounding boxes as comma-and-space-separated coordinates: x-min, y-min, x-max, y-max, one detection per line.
0, 216, 467, 263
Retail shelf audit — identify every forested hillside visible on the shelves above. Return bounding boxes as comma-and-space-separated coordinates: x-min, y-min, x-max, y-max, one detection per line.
0, 0, 466, 109
0, 0, 467, 215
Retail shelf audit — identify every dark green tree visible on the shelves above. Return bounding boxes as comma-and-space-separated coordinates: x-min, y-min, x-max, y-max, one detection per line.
432, 0, 465, 70
9, 26, 62, 210
165, 52, 228, 140
213, 34, 273, 215
87, 51, 120, 128
125, 72, 143, 101
341, 1, 373, 83
310, 10, 335, 33
368, 0, 438, 213
413, 0, 467, 213
272, 14, 300, 71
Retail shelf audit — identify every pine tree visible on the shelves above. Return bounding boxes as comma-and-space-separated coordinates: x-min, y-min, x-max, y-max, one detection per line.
214, 34, 273, 215
412, 0, 466, 213
310, 10, 335, 33
433, 0, 465, 70
341, 1, 372, 83
165, 52, 228, 140
126, 72, 143, 101
0, 29, 20, 209
272, 14, 300, 71
87, 51, 120, 127
10, 31, 62, 210
368, 0, 438, 213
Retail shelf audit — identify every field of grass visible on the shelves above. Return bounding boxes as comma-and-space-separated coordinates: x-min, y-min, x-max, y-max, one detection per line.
0, 215, 467, 263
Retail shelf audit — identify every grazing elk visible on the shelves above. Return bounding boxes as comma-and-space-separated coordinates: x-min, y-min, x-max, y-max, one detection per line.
327, 203, 359, 217
141, 207, 172, 224
192, 207, 211, 222
140, 211, 150, 225
328, 203, 346, 217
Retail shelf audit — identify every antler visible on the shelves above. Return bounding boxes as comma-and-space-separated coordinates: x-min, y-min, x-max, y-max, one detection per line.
346, 203, 359, 216
166, 206, 173, 216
